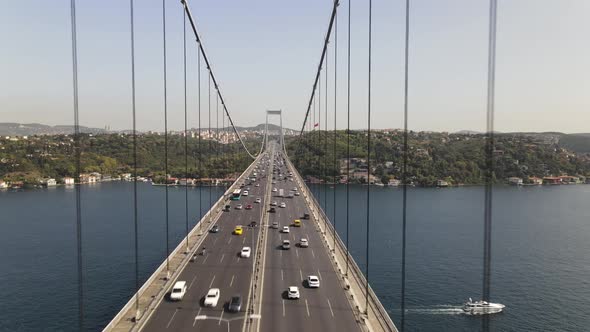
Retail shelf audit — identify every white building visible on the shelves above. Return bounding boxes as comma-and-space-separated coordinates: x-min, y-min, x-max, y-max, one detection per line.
0, 180, 8, 189
64, 177, 75, 185
42, 178, 57, 187
507, 177, 523, 186
388, 179, 401, 187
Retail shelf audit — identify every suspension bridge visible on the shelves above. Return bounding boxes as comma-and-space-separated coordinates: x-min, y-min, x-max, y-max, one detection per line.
61, 0, 501, 331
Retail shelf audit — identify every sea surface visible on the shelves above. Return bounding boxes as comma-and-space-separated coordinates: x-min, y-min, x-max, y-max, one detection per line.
1, 182, 590, 331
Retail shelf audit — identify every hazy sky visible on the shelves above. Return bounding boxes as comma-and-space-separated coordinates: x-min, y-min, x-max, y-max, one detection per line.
1, 0, 588, 133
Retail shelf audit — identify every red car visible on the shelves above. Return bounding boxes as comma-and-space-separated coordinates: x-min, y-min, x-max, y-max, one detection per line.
245, 204, 253, 210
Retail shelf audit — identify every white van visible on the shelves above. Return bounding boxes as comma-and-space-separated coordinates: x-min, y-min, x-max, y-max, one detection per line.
170, 281, 187, 301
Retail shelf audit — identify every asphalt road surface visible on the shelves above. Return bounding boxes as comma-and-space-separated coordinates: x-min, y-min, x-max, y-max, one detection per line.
142, 145, 360, 332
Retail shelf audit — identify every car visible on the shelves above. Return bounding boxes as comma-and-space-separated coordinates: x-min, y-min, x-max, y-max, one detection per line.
228, 295, 242, 312
303, 213, 310, 220
272, 181, 276, 184
255, 198, 261, 203
294, 191, 300, 196
210, 225, 220, 233
235, 204, 243, 210
293, 219, 301, 227
279, 202, 286, 208
224, 204, 231, 211
307, 275, 320, 288
245, 204, 253, 210
272, 221, 279, 229
234, 225, 243, 235
293, 187, 298, 191
204, 288, 220, 307
271, 201, 277, 206
269, 207, 276, 213
240, 247, 251, 258
272, 188, 277, 192
288, 192, 294, 198
299, 238, 309, 247
243, 191, 249, 196
256, 183, 260, 187
282, 239, 291, 250
282, 226, 290, 233
170, 281, 187, 301
287, 286, 300, 299
248, 221, 257, 227
246, 187, 251, 191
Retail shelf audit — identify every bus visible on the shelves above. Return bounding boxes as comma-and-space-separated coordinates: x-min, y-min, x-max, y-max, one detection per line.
231, 189, 242, 200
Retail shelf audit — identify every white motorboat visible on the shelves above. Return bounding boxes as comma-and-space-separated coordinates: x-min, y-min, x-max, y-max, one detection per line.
463, 298, 505, 314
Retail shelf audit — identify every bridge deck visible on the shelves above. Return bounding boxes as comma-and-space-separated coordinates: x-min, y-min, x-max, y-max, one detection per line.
105, 144, 396, 332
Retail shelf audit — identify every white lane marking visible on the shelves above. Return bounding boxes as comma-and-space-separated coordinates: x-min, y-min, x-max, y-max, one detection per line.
230, 275, 235, 287
318, 270, 323, 280
220, 254, 225, 263
166, 308, 179, 328
295, 249, 299, 258
311, 249, 315, 258
213, 237, 219, 246
228, 237, 232, 244
243, 237, 246, 244
209, 275, 216, 288
305, 299, 310, 317
202, 254, 209, 265
299, 269, 303, 281
282, 300, 285, 317
281, 269, 284, 281
237, 256, 240, 262
327, 299, 335, 317
280, 249, 283, 258
188, 275, 198, 289
218, 309, 224, 325
192, 308, 202, 326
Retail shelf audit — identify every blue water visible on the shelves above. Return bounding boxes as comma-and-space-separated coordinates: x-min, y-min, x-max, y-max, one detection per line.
310, 184, 590, 332
0, 182, 225, 331
1, 183, 589, 331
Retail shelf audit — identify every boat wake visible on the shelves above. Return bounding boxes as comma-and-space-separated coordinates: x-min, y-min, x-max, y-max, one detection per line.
405, 305, 465, 315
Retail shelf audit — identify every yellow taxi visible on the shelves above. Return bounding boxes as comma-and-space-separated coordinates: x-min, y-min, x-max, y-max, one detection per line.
293, 219, 301, 227
234, 225, 243, 235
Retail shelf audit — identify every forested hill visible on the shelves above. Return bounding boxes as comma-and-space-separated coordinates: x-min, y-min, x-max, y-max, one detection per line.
287, 130, 590, 186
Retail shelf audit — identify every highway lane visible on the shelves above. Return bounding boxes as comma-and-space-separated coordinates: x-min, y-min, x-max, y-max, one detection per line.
258, 152, 361, 332
142, 154, 270, 332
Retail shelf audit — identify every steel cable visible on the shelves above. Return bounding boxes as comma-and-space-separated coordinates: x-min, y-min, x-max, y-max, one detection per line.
401, 0, 410, 329
69, 0, 84, 329
162, 0, 171, 275
365, 0, 372, 315
345, 0, 351, 277
183, 6, 190, 252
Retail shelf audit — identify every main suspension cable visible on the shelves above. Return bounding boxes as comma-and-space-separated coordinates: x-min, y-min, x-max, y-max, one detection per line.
181, 0, 258, 159
183, 5, 190, 252
345, 0, 351, 277
333, 11, 338, 252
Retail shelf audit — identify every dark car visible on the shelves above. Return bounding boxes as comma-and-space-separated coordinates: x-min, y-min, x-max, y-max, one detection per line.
303, 213, 310, 220
210, 225, 220, 233
269, 207, 276, 213
224, 205, 231, 212
228, 295, 242, 312
248, 221, 257, 227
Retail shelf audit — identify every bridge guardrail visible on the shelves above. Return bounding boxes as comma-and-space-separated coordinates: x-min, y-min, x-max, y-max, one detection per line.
284, 154, 398, 332
103, 154, 263, 332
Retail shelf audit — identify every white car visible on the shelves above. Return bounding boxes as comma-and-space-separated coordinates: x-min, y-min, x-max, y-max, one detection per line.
235, 204, 243, 210
204, 288, 220, 307
307, 275, 320, 288
170, 281, 187, 301
272, 222, 279, 229
272, 188, 277, 192
299, 238, 309, 248
255, 198, 262, 203
271, 201, 278, 206
287, 286, 300, 299
282, 226, 290, 233
243, 191, 249, 196
294, 191, 300, 196
256, 183, 260, 187
279, 202, 286, 208
241, 247, 251, 258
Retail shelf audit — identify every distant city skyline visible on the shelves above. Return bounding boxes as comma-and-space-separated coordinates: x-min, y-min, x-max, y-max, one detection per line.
1, 0, 588, 133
